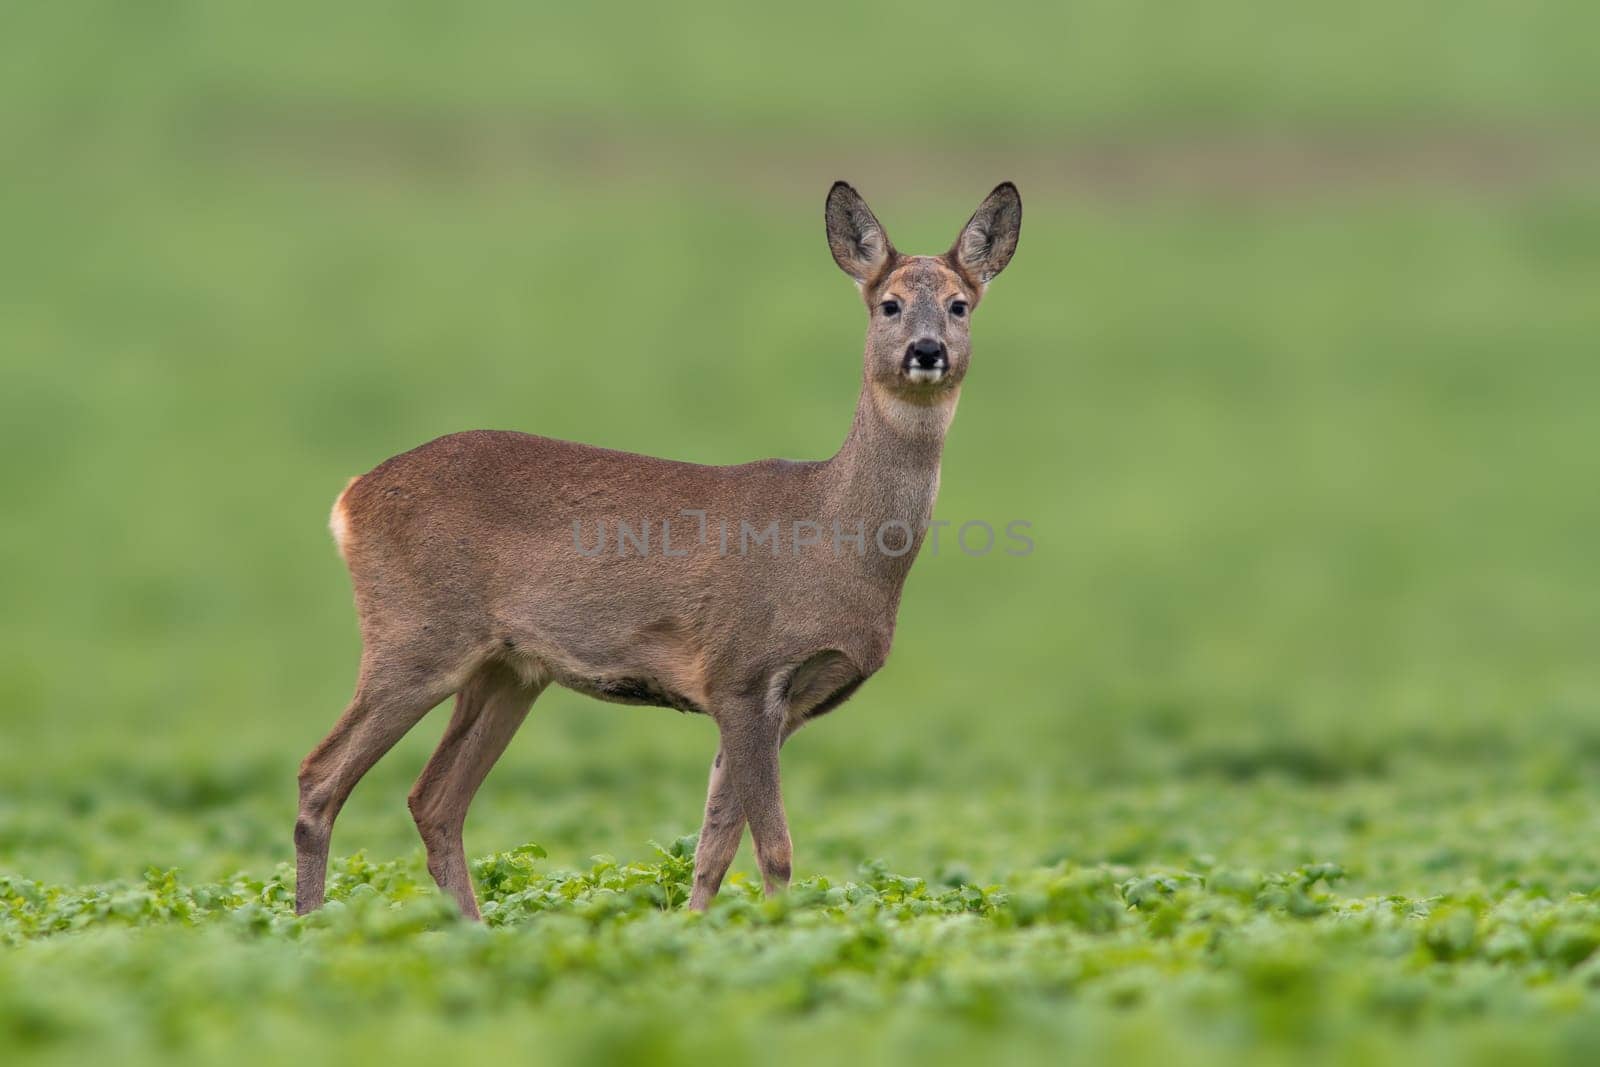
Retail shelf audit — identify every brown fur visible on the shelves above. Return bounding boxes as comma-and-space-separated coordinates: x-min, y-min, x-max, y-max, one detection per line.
293, 181, 1023, 917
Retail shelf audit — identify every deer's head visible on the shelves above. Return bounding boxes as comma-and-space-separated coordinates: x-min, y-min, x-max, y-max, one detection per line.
826, 181, 1021, 407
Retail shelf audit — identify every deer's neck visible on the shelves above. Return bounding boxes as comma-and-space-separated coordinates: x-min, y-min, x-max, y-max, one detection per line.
821, 380, 955, 584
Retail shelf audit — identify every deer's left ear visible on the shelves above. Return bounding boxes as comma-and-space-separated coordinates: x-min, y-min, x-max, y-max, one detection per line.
950, 182, 1022, 286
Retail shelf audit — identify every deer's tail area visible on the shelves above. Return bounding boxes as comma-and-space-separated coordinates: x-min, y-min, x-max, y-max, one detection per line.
328, 476, 361, 562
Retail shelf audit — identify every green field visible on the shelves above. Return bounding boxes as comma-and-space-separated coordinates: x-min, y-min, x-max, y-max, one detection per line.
4, 3, 1600, 1064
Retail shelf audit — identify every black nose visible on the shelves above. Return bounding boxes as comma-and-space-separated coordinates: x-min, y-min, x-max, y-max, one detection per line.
907, 339, 947, 369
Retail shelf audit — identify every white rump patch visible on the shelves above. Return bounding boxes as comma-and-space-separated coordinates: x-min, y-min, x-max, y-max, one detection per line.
328, 477, 358, 559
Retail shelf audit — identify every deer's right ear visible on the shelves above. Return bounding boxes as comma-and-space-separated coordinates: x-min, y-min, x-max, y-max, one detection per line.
825, 181, 894, 287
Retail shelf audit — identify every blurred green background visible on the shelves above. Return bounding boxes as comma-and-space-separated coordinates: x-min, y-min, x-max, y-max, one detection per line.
3, 1, 1600, 1062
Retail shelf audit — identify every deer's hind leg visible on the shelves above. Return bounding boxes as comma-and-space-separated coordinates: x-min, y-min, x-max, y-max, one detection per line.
294, 630, 483, 915
408, 660, 543, 920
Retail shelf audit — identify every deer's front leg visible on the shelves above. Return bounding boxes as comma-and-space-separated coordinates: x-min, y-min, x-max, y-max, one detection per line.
717, 697, 792, 896
689, 747, 744, 910
691, 717, 807, 910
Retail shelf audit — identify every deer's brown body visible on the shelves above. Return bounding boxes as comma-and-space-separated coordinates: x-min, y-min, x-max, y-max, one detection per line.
295, 182, 1022, 917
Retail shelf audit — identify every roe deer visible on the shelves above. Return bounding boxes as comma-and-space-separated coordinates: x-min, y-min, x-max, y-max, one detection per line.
295, 181, 1023, 917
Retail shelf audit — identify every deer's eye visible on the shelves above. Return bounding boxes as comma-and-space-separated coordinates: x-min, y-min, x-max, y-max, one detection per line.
950, 301, 968, 318
880, 300, 901, 317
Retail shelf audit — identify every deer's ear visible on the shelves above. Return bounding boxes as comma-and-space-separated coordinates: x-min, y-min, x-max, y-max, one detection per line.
951, 182, 1022, 285
825, 181, 894, 286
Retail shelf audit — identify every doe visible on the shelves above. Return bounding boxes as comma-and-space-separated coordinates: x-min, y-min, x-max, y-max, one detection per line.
295, 181, 1023, 916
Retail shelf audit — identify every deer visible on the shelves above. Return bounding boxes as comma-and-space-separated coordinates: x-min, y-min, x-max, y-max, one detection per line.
294, 180, 1023, 918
